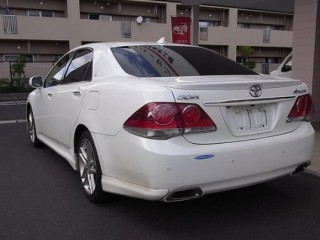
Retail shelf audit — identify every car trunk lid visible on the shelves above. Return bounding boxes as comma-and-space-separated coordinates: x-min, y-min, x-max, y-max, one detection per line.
148, 75, 306, 144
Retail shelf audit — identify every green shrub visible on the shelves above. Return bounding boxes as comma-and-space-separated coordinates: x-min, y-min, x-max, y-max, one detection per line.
244, 60, 256, 70
0, 86, 33, 93
0, 77, 32, 93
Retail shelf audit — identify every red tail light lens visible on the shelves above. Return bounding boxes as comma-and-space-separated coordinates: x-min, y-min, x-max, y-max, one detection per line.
286, 94, 313, 122
152, 104, 177, 126
124, 102, 216, 139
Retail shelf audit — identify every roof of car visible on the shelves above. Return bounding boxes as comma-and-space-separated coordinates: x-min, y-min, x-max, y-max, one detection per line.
75, 41, 194, 50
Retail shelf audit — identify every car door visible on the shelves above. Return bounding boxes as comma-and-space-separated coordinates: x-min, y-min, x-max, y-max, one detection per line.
38, 48, 93, 151
35, 51, 75, 141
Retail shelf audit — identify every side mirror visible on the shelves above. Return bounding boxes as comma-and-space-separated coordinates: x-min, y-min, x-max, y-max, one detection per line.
281, 64, 292, 73
29, 76, 43, 88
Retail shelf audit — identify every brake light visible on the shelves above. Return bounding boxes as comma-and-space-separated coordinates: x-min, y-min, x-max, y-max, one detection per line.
124, 102, 216, 139
286, 94, 313, 122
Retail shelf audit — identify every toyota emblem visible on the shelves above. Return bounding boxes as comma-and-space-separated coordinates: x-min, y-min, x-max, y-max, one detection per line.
249, 85, 262, 98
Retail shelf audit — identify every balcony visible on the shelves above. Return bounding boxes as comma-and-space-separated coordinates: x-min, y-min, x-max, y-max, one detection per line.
79, 18, 170, 42
0, 14, 170, 43
201, 26, 293, 47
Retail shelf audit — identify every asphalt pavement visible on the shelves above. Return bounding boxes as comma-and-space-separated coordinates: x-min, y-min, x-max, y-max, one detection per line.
0, 93, 29, 103
0, 93, 28, 121
1, 96, 320, 240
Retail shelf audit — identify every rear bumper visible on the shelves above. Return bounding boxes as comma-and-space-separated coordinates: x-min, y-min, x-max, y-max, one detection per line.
93, 122, 315, 201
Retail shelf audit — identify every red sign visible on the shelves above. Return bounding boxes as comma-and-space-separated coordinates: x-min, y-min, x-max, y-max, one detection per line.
171, 17, 191, 45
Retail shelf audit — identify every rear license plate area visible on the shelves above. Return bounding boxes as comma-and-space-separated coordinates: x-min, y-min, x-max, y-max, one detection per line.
225, 105, 273, 136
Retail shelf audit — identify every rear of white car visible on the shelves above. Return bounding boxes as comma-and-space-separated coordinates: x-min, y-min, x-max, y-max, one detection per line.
27, 42, 314, 202
93, 80, 313, 201
89, 44, 314, 201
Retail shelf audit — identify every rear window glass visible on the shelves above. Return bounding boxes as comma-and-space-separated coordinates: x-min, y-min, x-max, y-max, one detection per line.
111, 45, 257, 77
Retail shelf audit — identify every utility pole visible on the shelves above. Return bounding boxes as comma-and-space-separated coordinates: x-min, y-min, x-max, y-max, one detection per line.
4, 0, 9, 15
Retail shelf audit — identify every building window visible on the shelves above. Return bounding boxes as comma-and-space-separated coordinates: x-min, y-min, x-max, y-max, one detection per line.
121, 22, 131, 38
89, 14, 99, 20
89, 14, 112, 21
144, 17, 158, 23
263, 29, 271, 43
3, 55, 19, 62
238, 23, 250, 28
199, 22, 208, 41
28, 10, 54, 17
42, 10, 54, 17
28, 10, 41, 17
3, 54, 33, 62
100, 15, 112, 21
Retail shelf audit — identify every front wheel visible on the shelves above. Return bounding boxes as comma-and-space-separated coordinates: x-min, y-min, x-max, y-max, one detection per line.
78, 131, 105, 203
27, 108, 43, 148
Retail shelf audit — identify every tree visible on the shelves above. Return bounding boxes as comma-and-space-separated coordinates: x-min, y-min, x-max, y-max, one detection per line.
238, 46, 256, 69
12, 55, 27, 78
11, 55, 27, 86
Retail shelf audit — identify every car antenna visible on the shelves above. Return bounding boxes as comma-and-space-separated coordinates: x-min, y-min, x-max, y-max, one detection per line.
156, 37, 166, 44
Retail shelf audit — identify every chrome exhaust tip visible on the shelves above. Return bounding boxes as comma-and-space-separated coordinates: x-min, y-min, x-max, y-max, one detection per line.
166, 188, 203, 202
291, 161, 311, 175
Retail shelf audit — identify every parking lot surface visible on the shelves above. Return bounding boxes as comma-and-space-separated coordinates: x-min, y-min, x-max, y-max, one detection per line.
1, 103, 320, 240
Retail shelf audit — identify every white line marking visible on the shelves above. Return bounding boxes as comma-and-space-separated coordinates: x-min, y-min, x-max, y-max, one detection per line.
0, 119, 27, 125
0, 101, 26, 106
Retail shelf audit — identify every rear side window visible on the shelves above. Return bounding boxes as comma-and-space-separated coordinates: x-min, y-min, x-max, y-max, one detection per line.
111, 45, 257, 77
64, 49, 93, 84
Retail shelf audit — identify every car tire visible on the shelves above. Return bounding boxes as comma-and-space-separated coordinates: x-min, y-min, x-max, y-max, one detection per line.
27, 108, 43, 148
78, 130, 106, 203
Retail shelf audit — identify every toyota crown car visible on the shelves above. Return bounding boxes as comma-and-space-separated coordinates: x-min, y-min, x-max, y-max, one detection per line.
27, 42, 314, 203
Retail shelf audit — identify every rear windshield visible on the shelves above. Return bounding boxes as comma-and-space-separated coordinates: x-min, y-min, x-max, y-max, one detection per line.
111, 45, 257, 77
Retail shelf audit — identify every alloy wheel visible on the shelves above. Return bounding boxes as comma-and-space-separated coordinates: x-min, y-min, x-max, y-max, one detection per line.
27, 111, 36, 143
79, 138, 98, 195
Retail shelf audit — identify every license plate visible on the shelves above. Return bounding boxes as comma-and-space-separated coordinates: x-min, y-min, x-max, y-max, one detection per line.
233, 107, 267, 131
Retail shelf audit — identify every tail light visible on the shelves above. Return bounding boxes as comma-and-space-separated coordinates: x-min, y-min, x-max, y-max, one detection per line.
286, 94, 313, 122
124, 102, 216, 139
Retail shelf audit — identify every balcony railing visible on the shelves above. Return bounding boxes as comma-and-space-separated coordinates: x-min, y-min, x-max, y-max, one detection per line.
3, 15, 18, 34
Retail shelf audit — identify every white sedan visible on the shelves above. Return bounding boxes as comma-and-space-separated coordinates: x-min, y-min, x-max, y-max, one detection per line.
27, 42, 314, 203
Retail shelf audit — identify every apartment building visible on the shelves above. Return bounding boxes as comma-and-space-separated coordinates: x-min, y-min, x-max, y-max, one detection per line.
0, 0, 293, 77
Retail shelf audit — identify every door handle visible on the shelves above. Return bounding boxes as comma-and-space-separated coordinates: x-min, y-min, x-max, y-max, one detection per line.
73, 90, 82, 96
48, 93, 53, 97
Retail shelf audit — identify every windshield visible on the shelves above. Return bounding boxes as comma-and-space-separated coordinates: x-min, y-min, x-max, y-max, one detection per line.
111, 45, 257, 77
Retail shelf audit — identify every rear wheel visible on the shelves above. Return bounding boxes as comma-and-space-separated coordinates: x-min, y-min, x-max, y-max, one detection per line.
27, 108, 43, 148
78, 131, 105, 203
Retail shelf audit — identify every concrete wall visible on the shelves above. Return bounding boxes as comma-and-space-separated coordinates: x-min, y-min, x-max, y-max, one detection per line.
292, 0, 320, 122
313, 0, 320, 123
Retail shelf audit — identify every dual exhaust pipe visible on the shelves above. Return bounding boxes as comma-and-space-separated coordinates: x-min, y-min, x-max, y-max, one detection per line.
166, 188, 203, 202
